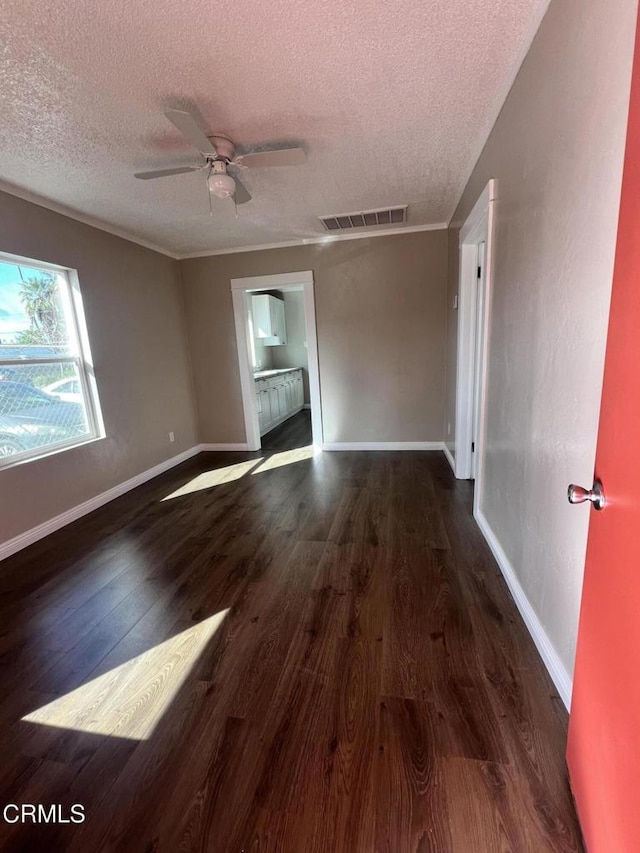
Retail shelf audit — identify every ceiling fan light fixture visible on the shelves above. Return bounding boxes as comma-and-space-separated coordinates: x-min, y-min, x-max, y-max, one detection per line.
208, 170, 236, 199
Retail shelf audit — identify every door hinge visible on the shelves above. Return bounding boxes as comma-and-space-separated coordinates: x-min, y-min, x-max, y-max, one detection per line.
471, 441, 475, 452
477, 266, 482, 279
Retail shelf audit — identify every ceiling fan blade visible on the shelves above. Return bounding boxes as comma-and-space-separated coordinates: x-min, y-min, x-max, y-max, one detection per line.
233, 176, 252, 205
234, 147, 306, 169
134, 166, 201, 180
165, 109, 217, 155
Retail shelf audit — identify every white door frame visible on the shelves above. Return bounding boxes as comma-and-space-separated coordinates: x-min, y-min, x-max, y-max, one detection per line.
230, 270, 323, 451
454, 179, 496, 512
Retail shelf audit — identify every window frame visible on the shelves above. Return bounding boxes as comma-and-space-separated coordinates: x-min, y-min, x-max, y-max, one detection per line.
0, 251, 104, 469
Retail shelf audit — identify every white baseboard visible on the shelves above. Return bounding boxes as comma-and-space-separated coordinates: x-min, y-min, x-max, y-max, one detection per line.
443, 443, 456, 473
0, 445, 202, 563
474, 509, 572, 710
199, 443, 250, 451
322, 441, 445, 451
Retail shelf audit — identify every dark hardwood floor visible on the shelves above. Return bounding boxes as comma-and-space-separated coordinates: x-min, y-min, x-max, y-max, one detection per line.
260, 408, 312, 451
0, 417, 583, 851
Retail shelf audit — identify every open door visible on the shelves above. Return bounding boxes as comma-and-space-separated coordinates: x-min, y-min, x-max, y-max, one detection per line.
566, 8, 640, 851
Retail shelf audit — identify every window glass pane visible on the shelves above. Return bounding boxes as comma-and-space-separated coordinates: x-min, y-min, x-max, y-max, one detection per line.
0, 260, 75, 360
0, 362, 90, 459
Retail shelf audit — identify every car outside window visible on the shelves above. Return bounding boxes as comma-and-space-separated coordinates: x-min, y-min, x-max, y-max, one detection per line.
0, 253, 103, 465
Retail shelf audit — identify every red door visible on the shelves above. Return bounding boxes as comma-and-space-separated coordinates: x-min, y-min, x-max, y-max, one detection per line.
567, 8, 640, 851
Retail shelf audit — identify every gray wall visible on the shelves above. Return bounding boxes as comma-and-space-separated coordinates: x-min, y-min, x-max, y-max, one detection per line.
0, 191, 198, 545
181, 230, 448, 445
253, 336, 274, 371
444, 0, 636, 677
271, 290, 310, 404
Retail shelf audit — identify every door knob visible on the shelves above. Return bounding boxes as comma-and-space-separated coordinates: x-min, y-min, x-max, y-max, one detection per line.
567, 479, 606, 511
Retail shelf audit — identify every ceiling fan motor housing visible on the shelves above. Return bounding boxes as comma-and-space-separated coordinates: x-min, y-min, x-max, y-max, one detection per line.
209, 134, 235, 160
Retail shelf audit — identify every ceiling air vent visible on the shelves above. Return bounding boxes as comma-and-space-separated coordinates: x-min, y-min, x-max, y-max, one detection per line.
319, 205, 407, 232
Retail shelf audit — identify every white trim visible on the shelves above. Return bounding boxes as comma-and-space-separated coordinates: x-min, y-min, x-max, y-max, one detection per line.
474, 509, 572, 710
302, 282, 323, 449
231, 289, 262, 451
471, 184, 496, 517
0, 179, 447, 261
0, 249, 78, 276
0, 355, 78, 367
230, 272, 324, 451
454, 179, 496, 483
0, 445, 202, 562
199, 443, 251, 451
0, 180, 179, 259
230, 270, 314, 290
0, 250, 105, 472
443, 443, 456, 473
179, 222, 448, 259
459, 180, 495, 246
322, 441, 444, 451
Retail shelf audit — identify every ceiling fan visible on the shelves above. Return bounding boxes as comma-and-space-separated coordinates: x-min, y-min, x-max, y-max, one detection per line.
134, 109, 306, 206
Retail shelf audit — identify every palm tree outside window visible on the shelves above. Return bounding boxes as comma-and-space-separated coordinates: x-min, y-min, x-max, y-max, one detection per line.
0, 253, 103, 465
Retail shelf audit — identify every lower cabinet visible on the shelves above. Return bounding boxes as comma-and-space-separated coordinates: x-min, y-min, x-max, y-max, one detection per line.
277, 383, 288, 417
256, 389, 271, 434
268, 387, 279, 423
255, 370, 304, 436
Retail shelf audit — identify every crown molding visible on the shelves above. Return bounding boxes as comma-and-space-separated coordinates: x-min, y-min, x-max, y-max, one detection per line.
0, 179, 448, 261
176, 222, 449, 260
0, 181, 180, 259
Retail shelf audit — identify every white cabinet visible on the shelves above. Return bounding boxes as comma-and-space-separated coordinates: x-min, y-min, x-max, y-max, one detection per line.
252, 294, 287, 346
277, 383, 288, 416
289, 374, 303, 410
255, 369, 305, 436
256, 388, 271, 433
268, 386, 280, 423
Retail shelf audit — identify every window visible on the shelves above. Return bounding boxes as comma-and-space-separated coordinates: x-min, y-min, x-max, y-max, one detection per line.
0, 252, 103, 466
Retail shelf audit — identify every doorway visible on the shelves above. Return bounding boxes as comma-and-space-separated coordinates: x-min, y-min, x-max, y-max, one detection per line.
230, 270, 323, 452
453, 180, 496, 513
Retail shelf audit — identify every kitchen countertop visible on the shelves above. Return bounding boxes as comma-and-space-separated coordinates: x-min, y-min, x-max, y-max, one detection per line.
254, 368, 302, 380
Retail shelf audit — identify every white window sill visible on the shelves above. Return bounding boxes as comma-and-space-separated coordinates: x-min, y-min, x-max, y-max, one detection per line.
0, 433, 106, 472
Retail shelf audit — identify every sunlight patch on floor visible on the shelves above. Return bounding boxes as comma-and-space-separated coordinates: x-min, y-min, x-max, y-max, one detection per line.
251, 445, 316, 474
161, 460, 262, 500
21, 610, 229, 741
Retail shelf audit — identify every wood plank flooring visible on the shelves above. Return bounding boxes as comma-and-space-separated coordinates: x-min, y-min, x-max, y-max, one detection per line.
0, 412, 583, 851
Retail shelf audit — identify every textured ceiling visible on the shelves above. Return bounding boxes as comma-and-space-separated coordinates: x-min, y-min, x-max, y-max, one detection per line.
0, 0, 549, 257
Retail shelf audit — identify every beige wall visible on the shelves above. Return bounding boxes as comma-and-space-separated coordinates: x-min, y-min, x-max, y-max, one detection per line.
445, 0, 636, 678
181, 230, 448, 445
0, 191, 198, 545
271, 290, 310, 403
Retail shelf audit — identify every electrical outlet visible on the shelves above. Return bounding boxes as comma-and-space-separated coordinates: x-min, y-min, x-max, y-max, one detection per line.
169, 432, 175, 443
